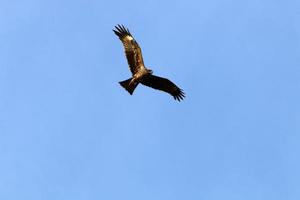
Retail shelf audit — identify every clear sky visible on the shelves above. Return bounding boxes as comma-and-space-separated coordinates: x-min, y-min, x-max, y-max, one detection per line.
0, 0, 299, 199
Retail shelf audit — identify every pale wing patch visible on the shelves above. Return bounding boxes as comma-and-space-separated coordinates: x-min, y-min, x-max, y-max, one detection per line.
125, 35, 133, 41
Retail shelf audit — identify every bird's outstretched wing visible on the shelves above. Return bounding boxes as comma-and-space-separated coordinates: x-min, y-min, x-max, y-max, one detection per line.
113, 24, 144, 74
141, 75, 185, 101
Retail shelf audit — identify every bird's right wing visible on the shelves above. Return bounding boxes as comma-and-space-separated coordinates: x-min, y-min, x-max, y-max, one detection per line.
113, 25, 144, 74
141, 75, 185, 101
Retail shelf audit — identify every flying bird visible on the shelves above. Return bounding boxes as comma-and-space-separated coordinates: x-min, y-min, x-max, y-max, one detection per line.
113, 24, 185, 101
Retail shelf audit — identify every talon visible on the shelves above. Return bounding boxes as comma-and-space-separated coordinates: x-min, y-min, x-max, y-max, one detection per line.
129, 79, 135, 86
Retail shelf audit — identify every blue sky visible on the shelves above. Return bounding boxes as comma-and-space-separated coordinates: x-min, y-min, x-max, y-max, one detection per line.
0, 0, 299, 199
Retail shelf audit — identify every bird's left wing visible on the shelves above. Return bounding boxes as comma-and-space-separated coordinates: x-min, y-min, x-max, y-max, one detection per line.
113, 24, 144, 74
141, 75, 185, 101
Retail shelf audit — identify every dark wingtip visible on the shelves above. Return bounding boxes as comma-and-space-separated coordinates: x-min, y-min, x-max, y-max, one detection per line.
113, 24, 132, 38
113, 29, 120, 37
173, 89, 185, 102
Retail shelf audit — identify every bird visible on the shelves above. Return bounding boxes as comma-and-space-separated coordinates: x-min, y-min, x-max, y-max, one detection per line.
113, 24, 185, 101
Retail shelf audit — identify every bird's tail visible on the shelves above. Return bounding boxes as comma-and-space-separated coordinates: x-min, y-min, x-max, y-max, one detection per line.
119, 78, 138, 95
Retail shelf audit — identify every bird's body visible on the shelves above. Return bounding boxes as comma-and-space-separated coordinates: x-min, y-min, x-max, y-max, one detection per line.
113, 24, 185, 101
130, 66, 152, 85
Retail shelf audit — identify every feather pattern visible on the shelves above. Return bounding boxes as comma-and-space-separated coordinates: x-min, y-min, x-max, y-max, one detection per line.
113, 24, 145, 74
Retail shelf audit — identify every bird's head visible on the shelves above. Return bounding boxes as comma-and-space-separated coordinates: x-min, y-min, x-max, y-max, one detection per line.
147, 69, 153, 74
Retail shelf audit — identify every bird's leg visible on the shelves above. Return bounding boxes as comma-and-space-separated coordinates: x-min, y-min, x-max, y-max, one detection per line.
129, 77, 136, 86
129, 74, 139, 86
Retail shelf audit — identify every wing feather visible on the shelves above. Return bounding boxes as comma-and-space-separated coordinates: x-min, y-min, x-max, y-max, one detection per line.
113, 24, 144, 74
141, 75, 185, 101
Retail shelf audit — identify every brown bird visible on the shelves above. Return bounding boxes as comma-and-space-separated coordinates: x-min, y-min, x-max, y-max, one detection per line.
113, 24, 185, 101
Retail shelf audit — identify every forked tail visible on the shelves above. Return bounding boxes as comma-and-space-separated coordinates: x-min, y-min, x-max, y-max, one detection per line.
119, 78, 138, 95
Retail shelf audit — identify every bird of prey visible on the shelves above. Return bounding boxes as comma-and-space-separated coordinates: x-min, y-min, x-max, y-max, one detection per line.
113, 24, 185, 101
